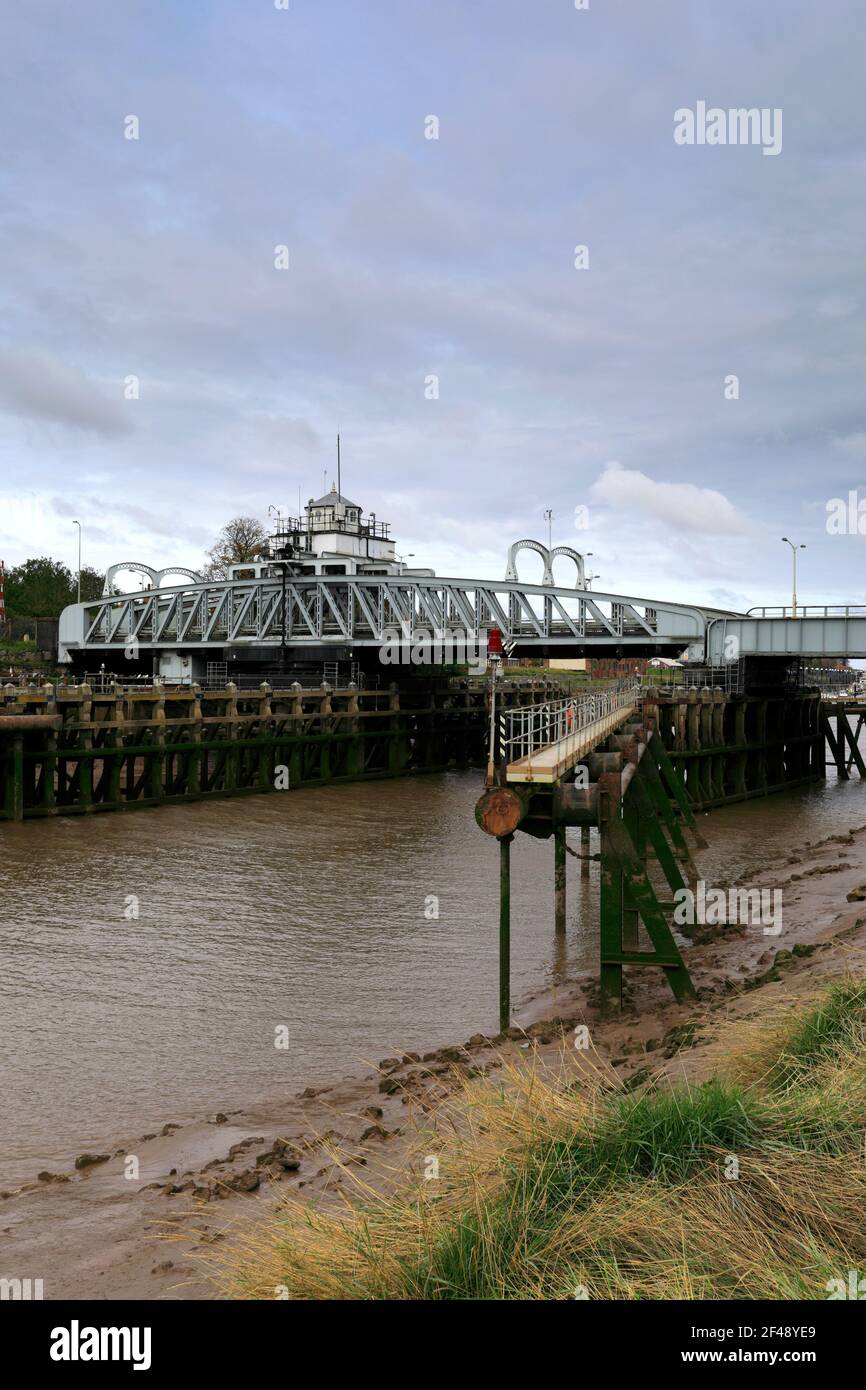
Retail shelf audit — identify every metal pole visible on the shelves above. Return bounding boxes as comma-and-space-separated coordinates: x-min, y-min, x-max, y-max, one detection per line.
782, 537, 805, 619
486, 662, 498, 787
499, 834, 511, 1030
554, 824, 566, 934
281, 562, 287, 672
73, 520, 82, 603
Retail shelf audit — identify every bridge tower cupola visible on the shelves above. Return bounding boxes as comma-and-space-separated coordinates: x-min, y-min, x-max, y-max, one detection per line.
306, 482, 364, 535
268, 480, 421, 577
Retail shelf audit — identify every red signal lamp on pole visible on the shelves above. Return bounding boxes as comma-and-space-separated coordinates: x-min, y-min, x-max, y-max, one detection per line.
485, 627, 504, 787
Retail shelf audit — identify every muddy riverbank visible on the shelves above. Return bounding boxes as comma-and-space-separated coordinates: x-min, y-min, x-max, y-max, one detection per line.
5, 793, 866, 1300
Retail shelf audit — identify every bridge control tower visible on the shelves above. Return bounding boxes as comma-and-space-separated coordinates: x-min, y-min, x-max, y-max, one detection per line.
265, 484, 433, 580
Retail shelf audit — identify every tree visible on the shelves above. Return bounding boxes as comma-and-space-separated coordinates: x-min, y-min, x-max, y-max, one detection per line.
79, 567, 105, 601
203, 516, 269, 579
4, 558, 104, 616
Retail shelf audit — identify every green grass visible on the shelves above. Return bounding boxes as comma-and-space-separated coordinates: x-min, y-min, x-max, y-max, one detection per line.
581, 1080, 761, 1183
211, 978, 866, 1301
768, 978, 866, 1089
0, 638, 39, 656
395, 1081, 765, 1300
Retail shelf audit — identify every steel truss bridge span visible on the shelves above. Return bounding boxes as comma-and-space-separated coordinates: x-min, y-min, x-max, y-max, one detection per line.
58, 574, 722, 661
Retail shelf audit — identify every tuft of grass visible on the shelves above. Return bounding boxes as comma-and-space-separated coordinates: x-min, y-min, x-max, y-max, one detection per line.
208, 979, 866, 1301
716, 975, 866, 1090
586, 1080, 760, 1184
768, 978, 866, 1089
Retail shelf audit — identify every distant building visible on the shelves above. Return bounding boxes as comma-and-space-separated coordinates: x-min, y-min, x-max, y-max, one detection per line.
547, 655, 651, 679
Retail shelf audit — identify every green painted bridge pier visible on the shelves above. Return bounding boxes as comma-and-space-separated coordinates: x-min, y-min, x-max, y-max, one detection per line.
475, 682, 704, 1023
475, 678, 856, 1025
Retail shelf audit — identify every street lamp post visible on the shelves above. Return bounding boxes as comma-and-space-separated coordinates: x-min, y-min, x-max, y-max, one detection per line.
72, 520, 82, 603
544, 508, 553, 551
781, 537, 806, 618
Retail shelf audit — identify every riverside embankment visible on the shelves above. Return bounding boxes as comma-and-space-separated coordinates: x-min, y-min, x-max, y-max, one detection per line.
0, 676, 562, 820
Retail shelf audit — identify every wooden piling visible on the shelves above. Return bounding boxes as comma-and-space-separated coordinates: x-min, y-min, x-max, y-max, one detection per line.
554, 825, 566, 935
0, 674, 570, 821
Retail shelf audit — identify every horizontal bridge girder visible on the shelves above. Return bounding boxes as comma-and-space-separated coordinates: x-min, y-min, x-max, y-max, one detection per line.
59, 575, 718, 658
707, 610, 866, 661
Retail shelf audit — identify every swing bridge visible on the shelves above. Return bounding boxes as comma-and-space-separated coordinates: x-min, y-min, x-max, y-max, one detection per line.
58, 573, 866, 679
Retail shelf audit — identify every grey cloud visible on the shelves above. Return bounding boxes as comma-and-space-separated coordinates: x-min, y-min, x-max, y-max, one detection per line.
0, 351, 133, 436
0, 0, 864, 609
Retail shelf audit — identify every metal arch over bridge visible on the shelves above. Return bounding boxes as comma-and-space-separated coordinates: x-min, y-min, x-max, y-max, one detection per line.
504, 539, 588, 588
102, 562, 204, 595
59, 571, 724, 661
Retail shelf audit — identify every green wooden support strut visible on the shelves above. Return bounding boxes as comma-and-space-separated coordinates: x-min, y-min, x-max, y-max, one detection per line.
604, 811, 696, 1004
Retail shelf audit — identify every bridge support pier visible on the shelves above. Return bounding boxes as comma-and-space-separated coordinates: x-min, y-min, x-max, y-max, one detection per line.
645, 686, 825, 809
823, 703, 866, 780
597, 741, 698, 1015
477, 704, 700, 1019
0, 676, 570, 820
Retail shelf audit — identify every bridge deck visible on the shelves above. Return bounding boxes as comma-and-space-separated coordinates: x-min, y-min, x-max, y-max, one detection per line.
506, 703, 636, 784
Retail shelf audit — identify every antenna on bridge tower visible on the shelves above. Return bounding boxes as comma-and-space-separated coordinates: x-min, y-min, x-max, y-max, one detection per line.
337, 433, 341, 498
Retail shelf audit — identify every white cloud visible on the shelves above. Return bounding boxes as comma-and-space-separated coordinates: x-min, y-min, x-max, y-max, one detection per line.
589, 463, 751, 535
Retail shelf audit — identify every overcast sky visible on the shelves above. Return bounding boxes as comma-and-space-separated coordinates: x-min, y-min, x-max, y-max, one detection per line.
1, 0, 864, 609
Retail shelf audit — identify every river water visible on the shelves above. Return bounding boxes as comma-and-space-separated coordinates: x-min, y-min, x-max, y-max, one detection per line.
2, 766, 866, 1186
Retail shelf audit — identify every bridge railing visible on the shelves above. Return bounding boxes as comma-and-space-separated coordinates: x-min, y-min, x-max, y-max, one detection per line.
500, 677, 640, 765
747, 605, 866, 619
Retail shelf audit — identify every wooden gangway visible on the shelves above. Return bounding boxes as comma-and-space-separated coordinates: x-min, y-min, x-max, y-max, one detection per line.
501, 681, 639, 785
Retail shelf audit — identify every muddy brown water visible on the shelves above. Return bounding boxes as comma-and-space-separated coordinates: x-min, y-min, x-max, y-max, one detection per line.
2, 763, 866, 1187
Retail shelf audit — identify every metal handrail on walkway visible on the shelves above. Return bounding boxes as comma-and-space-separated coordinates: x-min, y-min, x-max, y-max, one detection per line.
747, 605, 866, 619
500, 678, 640, 765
